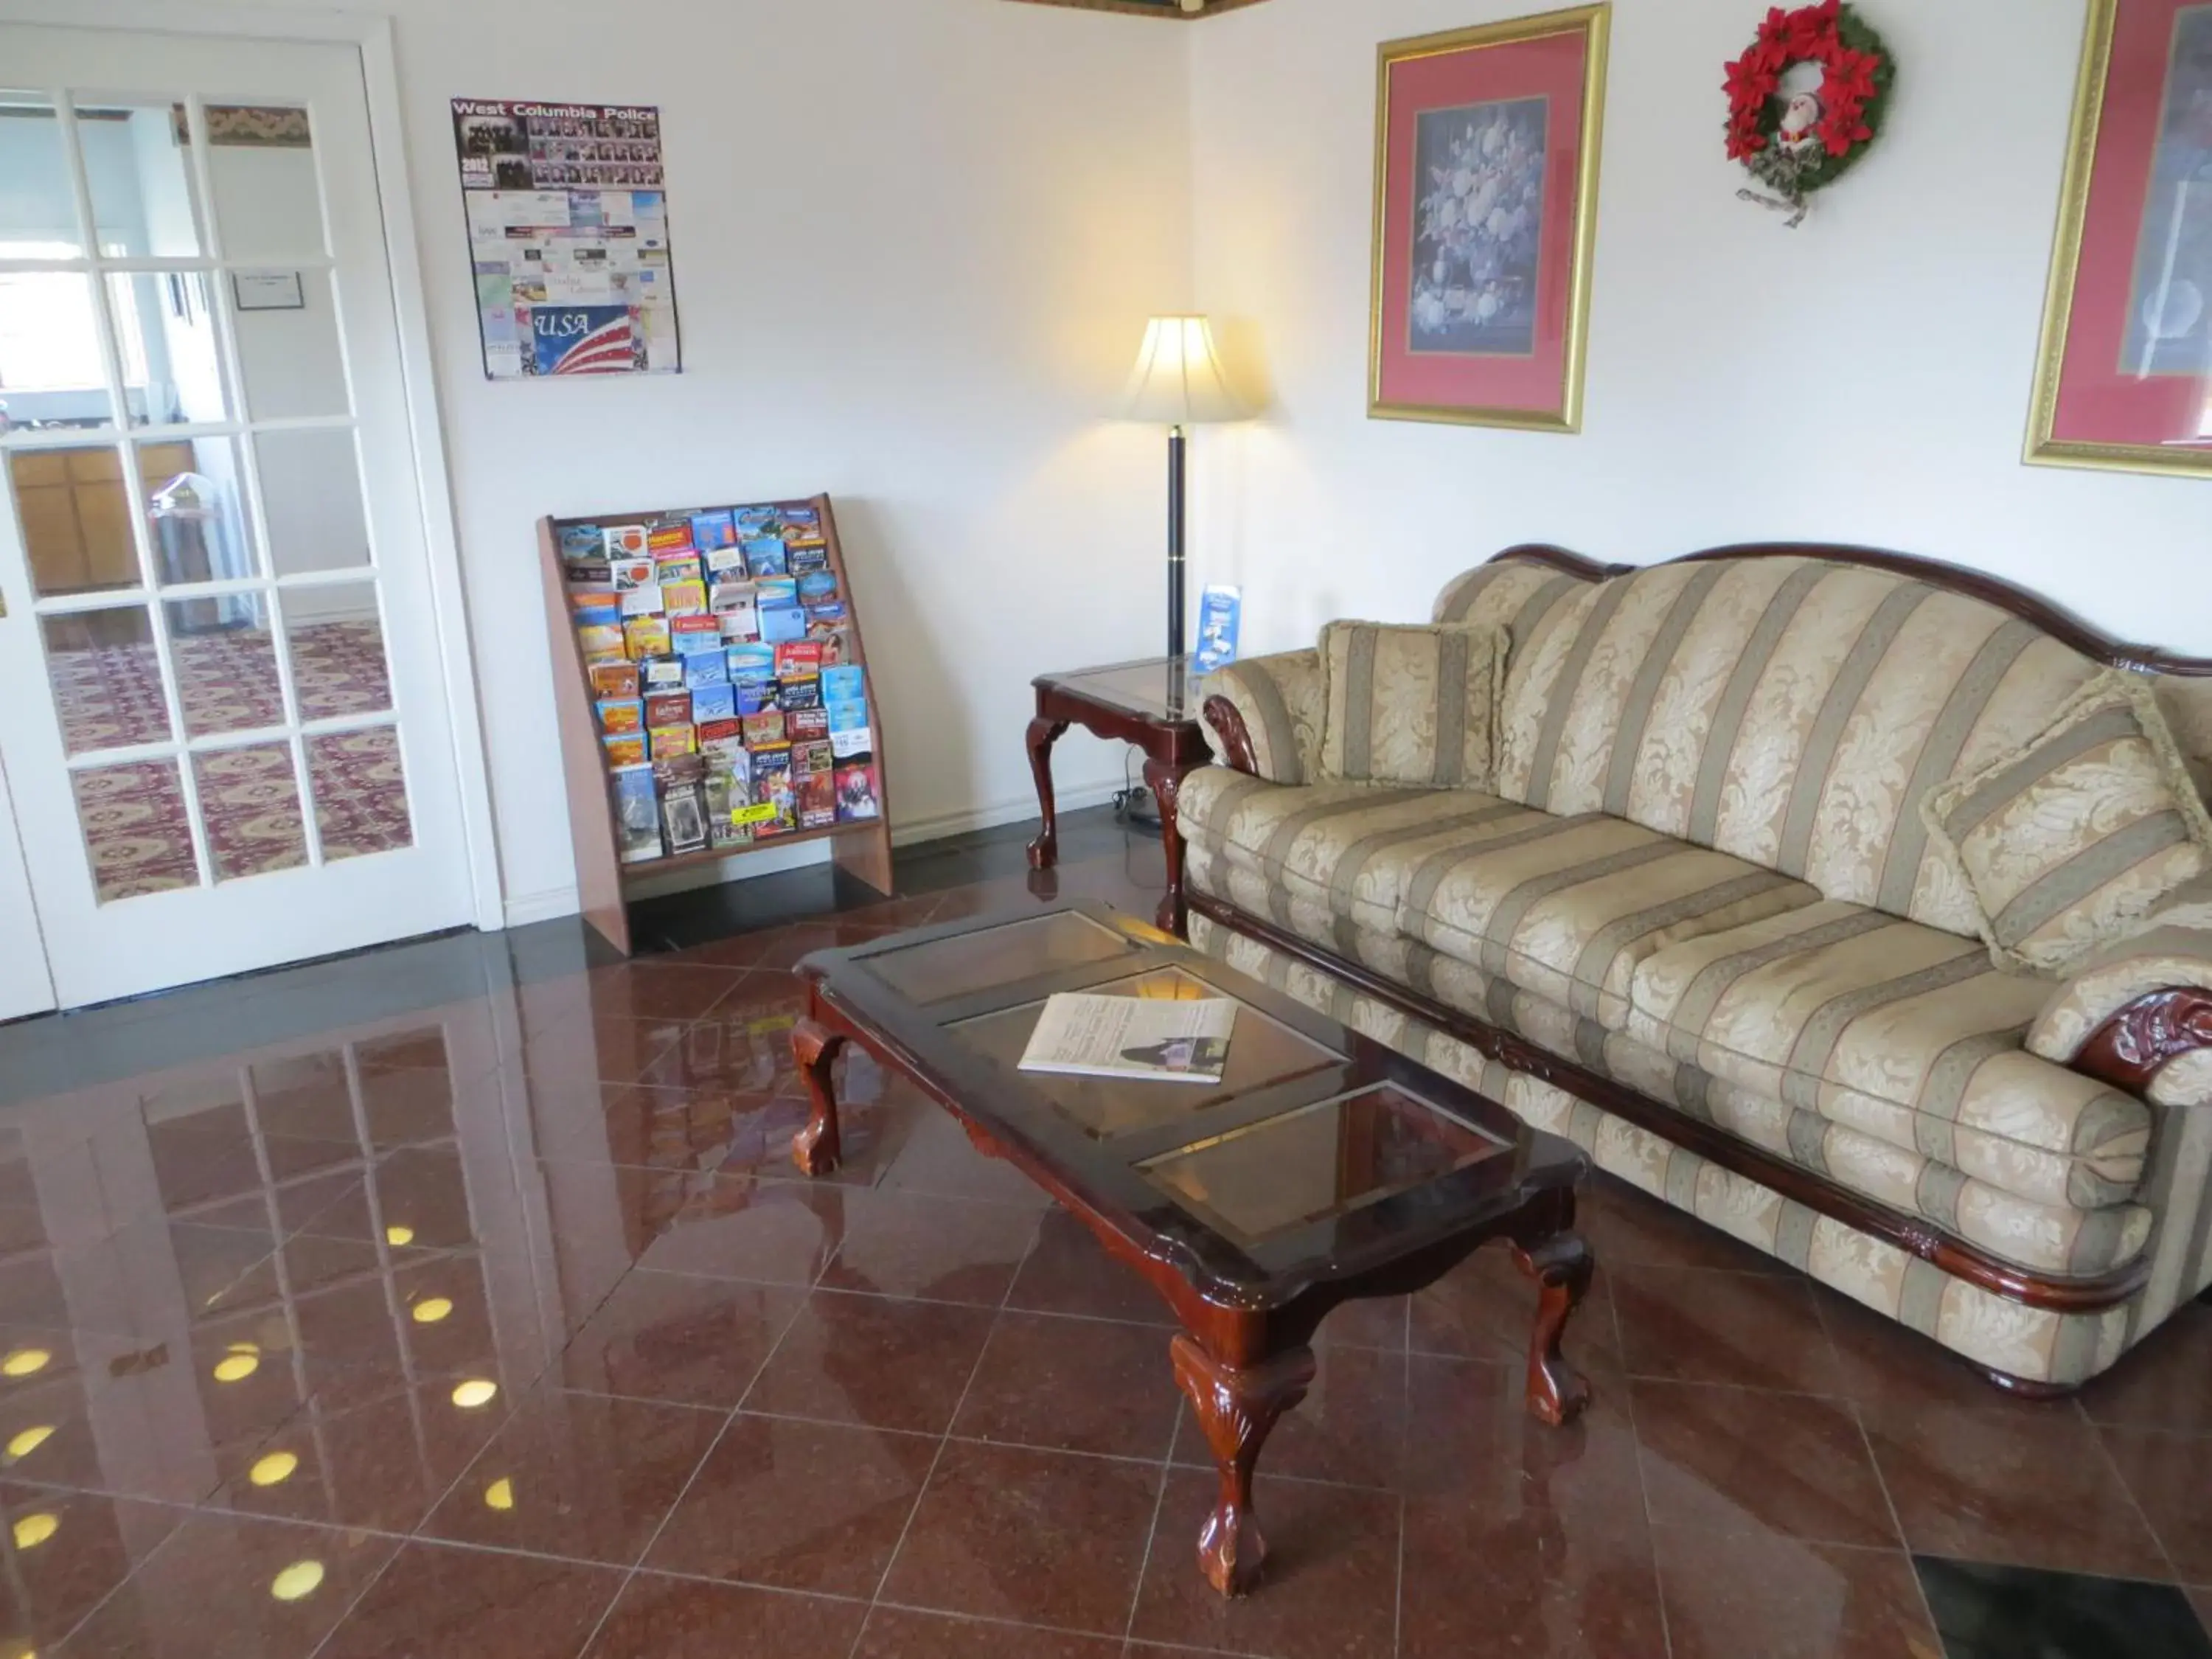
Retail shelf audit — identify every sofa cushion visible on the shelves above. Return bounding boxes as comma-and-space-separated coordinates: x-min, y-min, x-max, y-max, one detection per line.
1922, 672, 2212, 977
1183, 770, 2157, 1213
1397, 813, 1821, 1028
1316, 622, 1506, 789
1177, 768, 1559, 939
1182, 885, 2154, 1277
1627, 902, 2152, 1211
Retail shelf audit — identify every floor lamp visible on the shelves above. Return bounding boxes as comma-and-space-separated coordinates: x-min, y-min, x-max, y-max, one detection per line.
1123, 316, 1245, 666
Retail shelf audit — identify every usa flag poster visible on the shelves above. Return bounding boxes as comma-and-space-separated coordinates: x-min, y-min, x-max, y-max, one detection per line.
452, 97, 683, 380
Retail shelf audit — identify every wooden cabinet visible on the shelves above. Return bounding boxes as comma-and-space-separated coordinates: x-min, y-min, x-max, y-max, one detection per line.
8, 442, 195, 595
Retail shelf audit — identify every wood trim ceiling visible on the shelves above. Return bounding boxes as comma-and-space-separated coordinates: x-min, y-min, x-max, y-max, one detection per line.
999, 0, 1276, 19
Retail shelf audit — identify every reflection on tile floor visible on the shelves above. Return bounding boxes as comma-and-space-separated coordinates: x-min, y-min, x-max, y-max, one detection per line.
0, 810, 2202, 1656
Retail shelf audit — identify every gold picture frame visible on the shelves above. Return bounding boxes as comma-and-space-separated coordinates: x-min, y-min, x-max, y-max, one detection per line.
2026, 0, 2212, 479
1368, 4, 1610, 432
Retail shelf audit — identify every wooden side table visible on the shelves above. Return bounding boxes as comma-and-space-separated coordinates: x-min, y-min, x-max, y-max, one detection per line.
1025, 656, 1211, 936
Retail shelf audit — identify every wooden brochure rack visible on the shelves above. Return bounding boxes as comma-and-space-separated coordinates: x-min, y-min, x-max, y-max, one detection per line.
537, 493, 894, 956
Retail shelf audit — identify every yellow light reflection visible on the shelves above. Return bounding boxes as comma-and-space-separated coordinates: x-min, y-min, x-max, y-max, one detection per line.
450, 1379, 498, 1410
4, 1426, 53, 1463
248, 1451, 299, 1487
12, 1512, 57, 1550
0, 1350, 50, 1379
1135, 973, 1206, 1001
411, 1298, 453, 1325
384, 1225, 415, 1247
269, 1559, 324, 1601
482, 1477, 514, 1510
212, 1341, 261, 1384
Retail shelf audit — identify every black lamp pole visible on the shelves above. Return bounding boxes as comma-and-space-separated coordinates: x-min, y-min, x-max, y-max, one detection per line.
1166, 422, 1187, 663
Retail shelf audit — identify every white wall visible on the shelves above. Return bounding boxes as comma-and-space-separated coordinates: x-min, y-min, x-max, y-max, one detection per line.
1186, 0, 2212, 659
236, 0, 1194, 920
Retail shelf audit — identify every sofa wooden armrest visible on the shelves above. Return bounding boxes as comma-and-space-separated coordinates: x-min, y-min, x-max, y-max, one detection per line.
2033, 883, 2212, 1105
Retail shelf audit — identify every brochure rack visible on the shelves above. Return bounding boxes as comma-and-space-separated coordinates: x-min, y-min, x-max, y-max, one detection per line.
537, 493, 894, 956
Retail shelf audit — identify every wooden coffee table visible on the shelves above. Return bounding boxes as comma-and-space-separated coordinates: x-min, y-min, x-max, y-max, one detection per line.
787, 901, 1593, 1597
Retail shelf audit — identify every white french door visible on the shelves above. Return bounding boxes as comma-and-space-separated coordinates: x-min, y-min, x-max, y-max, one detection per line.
0, 26, 472, 1009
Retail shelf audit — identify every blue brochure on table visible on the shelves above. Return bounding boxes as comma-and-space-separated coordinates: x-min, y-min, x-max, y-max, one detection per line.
1194, 585, 1242, 673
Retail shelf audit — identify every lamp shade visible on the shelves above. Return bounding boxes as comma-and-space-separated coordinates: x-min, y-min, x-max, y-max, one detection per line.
1123, 316, 1245, 425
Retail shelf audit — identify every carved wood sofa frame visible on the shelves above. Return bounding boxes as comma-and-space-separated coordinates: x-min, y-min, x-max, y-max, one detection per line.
1194, 542, 2212, 1394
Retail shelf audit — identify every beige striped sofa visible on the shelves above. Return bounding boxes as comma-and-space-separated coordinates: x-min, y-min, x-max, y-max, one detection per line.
1184, 544, 2212, 1392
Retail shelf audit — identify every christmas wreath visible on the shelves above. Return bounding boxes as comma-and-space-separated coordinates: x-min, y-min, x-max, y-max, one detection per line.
1724, 1, 1894, 226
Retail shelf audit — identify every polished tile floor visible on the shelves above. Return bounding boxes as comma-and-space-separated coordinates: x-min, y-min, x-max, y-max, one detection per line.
0, 810, 2208, 1658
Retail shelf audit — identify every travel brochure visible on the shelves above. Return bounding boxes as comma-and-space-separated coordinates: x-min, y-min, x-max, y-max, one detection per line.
451, 97, 682, 379
1194, 585, 1242, 674
558, 501, 881, 864
1018, 993, 1237, 1085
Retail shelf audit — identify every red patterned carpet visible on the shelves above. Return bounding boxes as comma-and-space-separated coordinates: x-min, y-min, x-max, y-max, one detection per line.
48, 621, 411, 902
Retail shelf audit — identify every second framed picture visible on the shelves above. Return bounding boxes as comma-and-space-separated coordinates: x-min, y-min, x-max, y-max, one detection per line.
2027, 0, 2212, 478
1368, 4, 1610, 432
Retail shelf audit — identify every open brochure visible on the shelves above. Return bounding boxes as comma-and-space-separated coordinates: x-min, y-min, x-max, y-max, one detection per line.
1018, 993, 1236, 1085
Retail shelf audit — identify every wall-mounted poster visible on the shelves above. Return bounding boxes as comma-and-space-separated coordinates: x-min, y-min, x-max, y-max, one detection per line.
1368, 6, 1610, 433
2028, 1, 2212, 477
451, 98, 683, 380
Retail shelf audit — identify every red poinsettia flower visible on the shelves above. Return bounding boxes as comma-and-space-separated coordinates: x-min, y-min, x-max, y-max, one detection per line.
1826, 48, 1881, 104
1801, 0, 1844, 32
1724, 55, 1771, 107
1817, 111, 1872, 156
1743, 34, 1789, 75
1783, 5, 1832, 53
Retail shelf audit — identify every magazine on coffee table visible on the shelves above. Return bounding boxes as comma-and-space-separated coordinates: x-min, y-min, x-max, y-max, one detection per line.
1018, 992, 1236, 1085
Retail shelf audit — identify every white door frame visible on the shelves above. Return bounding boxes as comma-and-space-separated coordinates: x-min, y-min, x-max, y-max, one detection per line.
0, 757, 58, 1019
3, 1, 506, 935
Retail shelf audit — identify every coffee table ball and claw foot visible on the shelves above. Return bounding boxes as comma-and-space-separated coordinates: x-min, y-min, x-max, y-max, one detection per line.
785, 901, 1595, 1596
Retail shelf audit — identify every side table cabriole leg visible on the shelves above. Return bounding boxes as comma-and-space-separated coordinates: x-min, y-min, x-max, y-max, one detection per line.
1510, 1224, 1594, 1427
1143, 757, 1195, 938
790, 1017, 846, 1177
1169, 1333, 1316, 1596
1025, 717, 1071, 871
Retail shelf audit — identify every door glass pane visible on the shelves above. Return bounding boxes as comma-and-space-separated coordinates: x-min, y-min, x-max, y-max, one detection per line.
255, 428, 366, 575
0, 273, 115, 431
72, 759, 198, 902
142, 437, 255, 584
42, 608, 171, 754
0, 96, 84, 255
193, 742, 307, 881
80, 98, 204, 258
308, 727, 410, 862
11, 445, 136, 597
107, 272, 229, 425
203, 105, 323, 262
235, 269, 347, 419
283, 584, 389, 720
167, 594, 283, 737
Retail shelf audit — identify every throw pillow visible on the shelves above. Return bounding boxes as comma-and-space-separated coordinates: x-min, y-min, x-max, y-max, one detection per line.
1921, 671, 2212, 977
1317, 621, 1507, 790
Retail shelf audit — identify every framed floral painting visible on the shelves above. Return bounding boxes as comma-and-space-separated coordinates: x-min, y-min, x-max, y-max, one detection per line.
1368, 5, 1610, 432
2028, 0, 2212, 477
